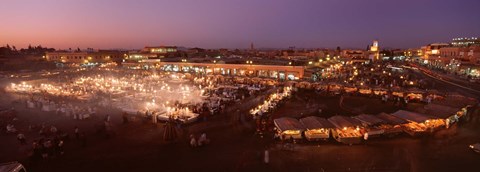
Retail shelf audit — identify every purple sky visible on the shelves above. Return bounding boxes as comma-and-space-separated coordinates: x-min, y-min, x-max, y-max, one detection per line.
1, 0, 479, 49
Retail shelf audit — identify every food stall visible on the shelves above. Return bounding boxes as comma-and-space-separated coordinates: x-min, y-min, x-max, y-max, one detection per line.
300, 116, 335, 141
343, 84, 358, 93
358, 86, 372, 95
285, 81, 298, 87
328, 115, 363, 144
406, 87, 425, 101
274, 117, 305, 140
297, 81, 311, 89
426, 89, 444, 100
156, 108, 199, 124
250, 87, 292, 118
390, 86, 404, 97
373, 87, 388, 96
263, 79, 277, 86
432, 94, 477, 119
353, 114, 385, 138
327, 83, 343, 94
375, 112, 407, 136
390, 110, 443, 136
314, 83, 328, 91
423, 104, 463, 128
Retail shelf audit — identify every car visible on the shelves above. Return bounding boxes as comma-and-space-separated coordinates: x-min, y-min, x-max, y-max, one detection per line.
0, 161, 26, 172
469, 143, 480, 153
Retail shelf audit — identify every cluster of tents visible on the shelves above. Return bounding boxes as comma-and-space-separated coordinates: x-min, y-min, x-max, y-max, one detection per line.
274, 95, 476, 144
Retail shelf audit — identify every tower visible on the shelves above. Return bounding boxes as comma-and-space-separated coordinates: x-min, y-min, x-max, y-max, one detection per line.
369, 40, 380, 61
370, 40, 378, 52
250, 42, 254, 50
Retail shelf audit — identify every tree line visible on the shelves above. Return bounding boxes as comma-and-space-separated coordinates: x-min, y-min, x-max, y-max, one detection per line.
0, 44, 55, 57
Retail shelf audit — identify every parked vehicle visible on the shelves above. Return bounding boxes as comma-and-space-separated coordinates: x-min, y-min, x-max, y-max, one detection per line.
0, 162, 26, 172
469, 143, 480, 153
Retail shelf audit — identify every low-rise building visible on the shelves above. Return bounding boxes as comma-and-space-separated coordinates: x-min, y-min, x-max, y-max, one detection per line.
421, 43, 450, 60
45, 50, 124, 63
451, 37, 480, 47
123, 61, 306, 80
127, 46, 178, 61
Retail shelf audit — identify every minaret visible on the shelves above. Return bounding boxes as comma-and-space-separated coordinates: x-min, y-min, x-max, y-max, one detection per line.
369, 40, 379, 61
370, 40, 378, 52
250, 42, 254, 50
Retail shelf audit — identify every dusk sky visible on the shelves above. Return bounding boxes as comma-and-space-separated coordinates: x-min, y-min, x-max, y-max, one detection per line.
1, 0, 479, 50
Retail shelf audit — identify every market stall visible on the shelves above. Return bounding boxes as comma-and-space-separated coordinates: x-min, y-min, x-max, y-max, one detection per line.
372, 87, 388, 96
406, 87, 425, 101
328, 115, 363, 144
358, 86, 372, 95
426, 89, 444, 100
250, 87, 292, 118
327, 83, 343, 94
375, 112, 407, 136
343, 84, 357, 93
274, 117, 305, 140
353, 114, 385, 138
422, 104, 463, 128
300, 116, 335, 141
297, 81, 311, 89
156, 108, 199, 124
390, 110, 443, 136
390, 86, 404, 97
431, 94, 477, 119
314, 83, 328, 91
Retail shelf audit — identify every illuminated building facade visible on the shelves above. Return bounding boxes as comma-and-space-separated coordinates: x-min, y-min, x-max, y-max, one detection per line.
420, 43, 449, 60
451, 37, 480, 47
45, 50, 124, 63
127, 46, 178, 61
341, 50, 367, 59
124, 62, 305, 80
368, 40, 380, 61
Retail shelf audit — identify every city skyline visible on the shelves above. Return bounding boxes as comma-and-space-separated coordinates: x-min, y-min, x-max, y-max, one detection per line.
1, 0, 479, 49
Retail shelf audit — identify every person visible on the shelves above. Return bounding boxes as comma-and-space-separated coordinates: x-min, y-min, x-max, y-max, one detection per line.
364, 132, 369, 141
122, 112, 129, 124
6, 124, 17, 133
31, 141, 41, 162
17, 133, 26, 144
198, 133, 209, 146
80, 133, 87, 148
105, 114, 111, 122
104, 121, 112, 138
39, 125, 45, 136
74, 126, 79, 139
289, 136, 295, 150
57, 140, 64, 155
42, 139, 52, 159
189, 134, 197, 148
264, 149, 269, 164
50, 126, 58, 135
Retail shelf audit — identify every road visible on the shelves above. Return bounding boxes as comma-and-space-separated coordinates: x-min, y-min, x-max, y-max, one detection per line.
409, 68, 480, 99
